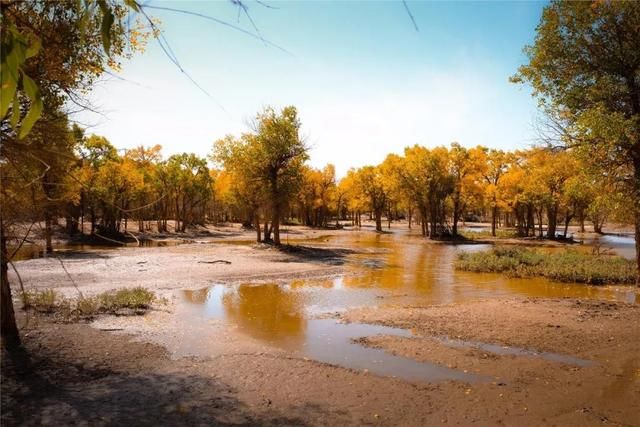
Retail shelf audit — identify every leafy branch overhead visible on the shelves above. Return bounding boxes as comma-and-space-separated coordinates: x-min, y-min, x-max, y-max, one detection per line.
1, 0, 136, 138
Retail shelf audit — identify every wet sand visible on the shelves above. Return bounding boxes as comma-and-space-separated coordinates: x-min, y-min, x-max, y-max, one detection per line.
3, 224, 640, 426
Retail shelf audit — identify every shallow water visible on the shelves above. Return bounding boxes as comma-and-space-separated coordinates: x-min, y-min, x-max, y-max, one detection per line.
579, 233, 636, 260
182, 283, 485, 383
435, 336, 595, 367
178, 229, 635, 382
9, 239, 184, 261
13, 227, 637, 382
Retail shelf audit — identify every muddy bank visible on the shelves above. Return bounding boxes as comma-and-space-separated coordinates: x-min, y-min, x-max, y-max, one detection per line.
341, 297, 640, 425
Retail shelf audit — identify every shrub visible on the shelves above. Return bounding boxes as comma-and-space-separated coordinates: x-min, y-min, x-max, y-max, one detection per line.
21, 287, 157, 322
455, 246, 637, 285
22, 289, 58, 312
98, 287, 155, 310
460, 229, 519, 240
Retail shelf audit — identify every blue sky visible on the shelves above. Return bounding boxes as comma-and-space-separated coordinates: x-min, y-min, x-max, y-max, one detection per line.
78, 0, 546, 176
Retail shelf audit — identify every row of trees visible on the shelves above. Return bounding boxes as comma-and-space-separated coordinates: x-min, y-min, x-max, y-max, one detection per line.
7, 105, 630, 258
213, 116, 629, 242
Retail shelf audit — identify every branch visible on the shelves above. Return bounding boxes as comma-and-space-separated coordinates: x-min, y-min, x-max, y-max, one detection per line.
141, 3, 293, 55
402, 0, 419, 32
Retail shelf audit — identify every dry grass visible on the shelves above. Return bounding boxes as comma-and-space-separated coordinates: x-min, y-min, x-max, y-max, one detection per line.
455, 246, 637, 285
21, 287, 159, 322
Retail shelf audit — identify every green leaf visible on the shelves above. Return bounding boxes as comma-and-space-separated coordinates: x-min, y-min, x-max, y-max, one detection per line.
98, 0, 115, 55
25, 34, 41, 59
10, 96, 20, 127
18, 72, 42, 138
5, 43, 25, 82
21, 73, 38, 99
19, 97, 43, 139
0, 69, 17, 118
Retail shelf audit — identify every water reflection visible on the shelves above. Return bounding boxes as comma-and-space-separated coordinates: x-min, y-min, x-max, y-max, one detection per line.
182, 284, 485, 383
10, 239, 184, 261
312, 232, 637, 305
181, 230, 637, 381
184, 284, 306, 349
580, 233, 636, 260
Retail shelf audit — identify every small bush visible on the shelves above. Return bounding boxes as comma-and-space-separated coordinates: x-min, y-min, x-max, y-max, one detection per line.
21, 287, 157, 322
455, 246, 637, 285
76, 296, 101, 315
98, 287, 155, 310
460, 229, 519, 240
22, 289, 58, 312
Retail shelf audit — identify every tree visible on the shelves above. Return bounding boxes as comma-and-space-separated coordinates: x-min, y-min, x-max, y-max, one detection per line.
526, 148, 574, 239
480, 149, 510, 237
354, 166, 388, 232
1, 0, 146, 346
252, 106, 308, 244
448, 143, 484, 237
212, 106, 308, 245
164, 154, 211, 232
512, 0, 640, 283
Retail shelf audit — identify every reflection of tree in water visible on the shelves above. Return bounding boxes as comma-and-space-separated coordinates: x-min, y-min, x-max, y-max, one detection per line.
182, 287, 210, 304
222, 284, 306, 350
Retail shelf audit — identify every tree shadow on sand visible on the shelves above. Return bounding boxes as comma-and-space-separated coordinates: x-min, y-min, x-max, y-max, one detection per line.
275, 245, 357, 266
1, 344, 337, 426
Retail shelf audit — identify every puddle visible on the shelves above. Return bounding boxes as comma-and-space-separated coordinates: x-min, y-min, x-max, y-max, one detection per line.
303, 319, 484, 382
436, 336, 596, 367
181, 284, 485, 383
10, 239, 185, 261
580, 234, 636, 260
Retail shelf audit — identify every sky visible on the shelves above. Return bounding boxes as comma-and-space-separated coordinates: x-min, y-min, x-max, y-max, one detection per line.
77, 0, 546, 177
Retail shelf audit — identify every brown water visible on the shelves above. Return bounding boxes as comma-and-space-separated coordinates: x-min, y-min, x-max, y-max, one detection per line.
9, 239, 185, 261
178, 229, 634, 382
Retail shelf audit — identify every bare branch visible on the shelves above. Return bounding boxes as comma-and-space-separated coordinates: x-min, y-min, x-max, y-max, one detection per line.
56, 257, 84, 298
402, 0, 419, 32
141, 4, 293, 55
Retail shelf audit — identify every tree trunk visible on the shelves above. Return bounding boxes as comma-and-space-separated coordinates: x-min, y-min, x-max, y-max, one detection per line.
593, 219, 603, 234
264, 221, 271, 242
546, 202, 558, 239
452, 201, 460, 237
374, 209, 382, 232
563, 214, 572, 238
634, 157, 640, 286
635, 210, 640, 287
1, 215, 20, 347
255, 212, 261, 243
537, 208, 543, 238
491, 206, 497, 237
272, 204, 280, 245
45, 212, 53, 253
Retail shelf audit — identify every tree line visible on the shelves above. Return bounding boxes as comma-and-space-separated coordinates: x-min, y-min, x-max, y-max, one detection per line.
3, 104, 632, 254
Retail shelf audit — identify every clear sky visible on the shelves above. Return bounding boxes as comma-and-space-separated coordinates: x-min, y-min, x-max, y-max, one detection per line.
77, 0, 546, 177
